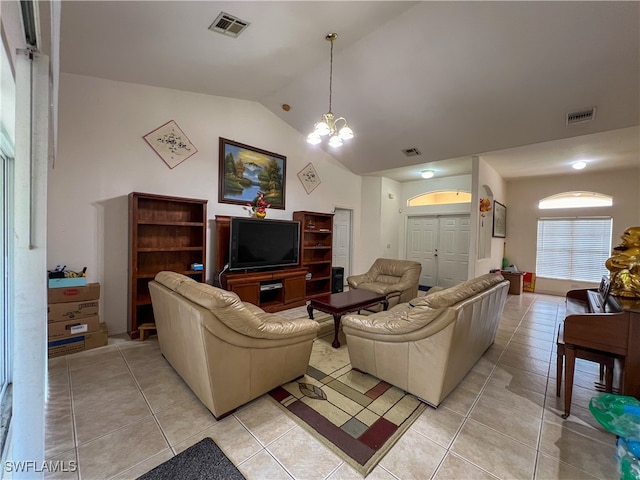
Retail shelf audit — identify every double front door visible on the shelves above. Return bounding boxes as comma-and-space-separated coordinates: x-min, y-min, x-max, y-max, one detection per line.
406, 215, 470, 289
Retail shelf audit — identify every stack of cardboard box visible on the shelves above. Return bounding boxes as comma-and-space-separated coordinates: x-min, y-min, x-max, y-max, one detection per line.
47, 283, 108, 358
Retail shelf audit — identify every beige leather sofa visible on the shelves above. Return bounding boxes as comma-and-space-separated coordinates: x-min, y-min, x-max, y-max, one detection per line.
347, 258, 422, 309
342, 273, 509, 407
149, 271, 319, 419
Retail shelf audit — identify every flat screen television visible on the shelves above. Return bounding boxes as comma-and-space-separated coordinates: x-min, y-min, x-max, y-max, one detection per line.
229, 217, 300, 271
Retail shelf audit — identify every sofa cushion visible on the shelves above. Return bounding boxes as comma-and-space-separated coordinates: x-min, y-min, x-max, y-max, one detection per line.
369, 258, 421, 280
343, 303, 446, 335
412, 273, 505, 308
155, 271, 197, 292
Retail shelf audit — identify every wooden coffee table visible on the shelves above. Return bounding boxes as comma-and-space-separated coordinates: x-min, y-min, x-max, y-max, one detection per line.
307, 289, 388, 348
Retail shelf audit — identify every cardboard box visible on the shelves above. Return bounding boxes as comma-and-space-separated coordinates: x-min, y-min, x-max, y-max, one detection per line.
502, 272, 524, 295
48, 283, 100, 304
48, 336, 85, 358
85, 323, 109, 350
48, 300, 99, 323
48, 323, 108, 358
48, 277, 87, 288
48, 315, 101, 341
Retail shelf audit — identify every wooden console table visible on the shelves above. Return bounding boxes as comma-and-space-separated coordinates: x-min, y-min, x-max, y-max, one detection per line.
223, 267, 307, 313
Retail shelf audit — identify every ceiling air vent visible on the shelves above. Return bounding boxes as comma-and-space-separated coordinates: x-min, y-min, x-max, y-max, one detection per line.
402, 147, 422, 157
566, 107, 597, 125
208, 12, 250, 38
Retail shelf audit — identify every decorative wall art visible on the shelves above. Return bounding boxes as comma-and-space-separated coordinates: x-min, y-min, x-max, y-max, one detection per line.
493, 200, 506, 238
143, 120, 197, 169
219, 138, 286, 209
298, 163, 321, 194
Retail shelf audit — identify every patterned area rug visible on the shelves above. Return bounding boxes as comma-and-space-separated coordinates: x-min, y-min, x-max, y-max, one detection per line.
268, 311, 426, 476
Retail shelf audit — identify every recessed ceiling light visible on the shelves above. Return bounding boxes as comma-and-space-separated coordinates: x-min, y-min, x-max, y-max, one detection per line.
572, 161, 587, 170
421, 170, 435, 179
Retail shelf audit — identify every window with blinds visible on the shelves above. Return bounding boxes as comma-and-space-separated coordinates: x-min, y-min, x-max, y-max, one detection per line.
536, 217, 612, 282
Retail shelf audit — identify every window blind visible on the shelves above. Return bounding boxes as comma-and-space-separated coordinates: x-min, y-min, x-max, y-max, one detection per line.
536, 217, 612, 282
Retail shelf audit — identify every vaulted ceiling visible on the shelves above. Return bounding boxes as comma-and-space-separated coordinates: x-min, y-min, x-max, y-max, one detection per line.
59, 1, 639, 181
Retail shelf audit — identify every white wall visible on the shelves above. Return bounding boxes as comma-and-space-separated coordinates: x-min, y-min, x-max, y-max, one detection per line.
506, 167, 640, 295
50, 73, 363, 335
380, 177, 402, 259
359, 176, 383, 271
475, 156, 507, 276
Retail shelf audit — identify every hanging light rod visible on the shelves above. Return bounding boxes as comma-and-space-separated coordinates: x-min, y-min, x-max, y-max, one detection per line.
307, 33, 354, 148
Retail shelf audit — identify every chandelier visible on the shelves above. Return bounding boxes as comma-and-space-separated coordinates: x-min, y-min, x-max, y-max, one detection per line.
307, 33, 354, 147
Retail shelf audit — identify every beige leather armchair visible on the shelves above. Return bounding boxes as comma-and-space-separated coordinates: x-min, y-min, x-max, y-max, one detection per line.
343, 273, 509, 407
149, 271, 319, 419
347, 258, 422, 308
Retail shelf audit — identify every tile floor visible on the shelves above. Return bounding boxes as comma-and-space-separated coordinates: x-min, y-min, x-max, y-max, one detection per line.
43, 292, 619, 479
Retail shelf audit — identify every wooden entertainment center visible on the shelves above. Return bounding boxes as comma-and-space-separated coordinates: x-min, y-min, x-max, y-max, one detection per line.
214, 215, 310, 312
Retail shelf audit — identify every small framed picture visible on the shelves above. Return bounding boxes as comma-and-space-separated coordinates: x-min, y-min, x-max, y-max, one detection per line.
143, 120, 197, 169
297, 163, 321, 194
493, 201, 506, 238
218, 138, 286, 209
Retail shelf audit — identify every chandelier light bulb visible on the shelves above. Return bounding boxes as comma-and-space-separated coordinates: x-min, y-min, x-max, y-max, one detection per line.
307, 33, 354, 148
314, 120, 330, 136
307, 132, 322, 145
421, 170, 435, 179
338, 125, 354, 140
328, 135, 343, 147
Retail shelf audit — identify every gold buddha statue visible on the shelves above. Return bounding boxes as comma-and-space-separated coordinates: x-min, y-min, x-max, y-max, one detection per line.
606, 226, 640, 298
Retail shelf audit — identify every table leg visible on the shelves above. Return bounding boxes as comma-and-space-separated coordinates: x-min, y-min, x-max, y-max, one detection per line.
563, 345, 576, 419
307, 304, 314, 320
332, 314, 342, 348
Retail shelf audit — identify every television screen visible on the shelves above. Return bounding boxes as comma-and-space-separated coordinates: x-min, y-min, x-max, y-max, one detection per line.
229, 218, 300, 271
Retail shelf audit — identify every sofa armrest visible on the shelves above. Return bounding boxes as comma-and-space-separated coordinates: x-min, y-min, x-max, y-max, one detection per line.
347, 273, 372, 288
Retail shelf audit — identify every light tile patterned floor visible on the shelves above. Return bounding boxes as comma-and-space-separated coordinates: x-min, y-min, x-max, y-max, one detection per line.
44, 293, 619, 479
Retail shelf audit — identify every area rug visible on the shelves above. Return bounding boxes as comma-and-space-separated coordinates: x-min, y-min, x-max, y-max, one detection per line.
268, 313, 427, 476
137, 437, 245, 480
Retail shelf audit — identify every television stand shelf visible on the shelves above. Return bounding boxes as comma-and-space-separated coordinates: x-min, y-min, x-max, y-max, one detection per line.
222, 268, 307, 313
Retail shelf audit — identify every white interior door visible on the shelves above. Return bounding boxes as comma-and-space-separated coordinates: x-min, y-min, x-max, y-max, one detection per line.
406, 215, 470, 288
332, 208, 352, 282
437, 216, 470, 288
406, 216, 437, 286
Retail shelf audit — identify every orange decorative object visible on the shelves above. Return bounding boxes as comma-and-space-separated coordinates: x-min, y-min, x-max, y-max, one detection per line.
479, 198, 492, 226
247, 191, 271, 219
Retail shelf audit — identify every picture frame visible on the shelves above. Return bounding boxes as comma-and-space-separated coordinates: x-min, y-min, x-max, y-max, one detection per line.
218, 138, 286, 209
297, 162, 321, 194
492, 200, 506, 238
143, 120, 197, 169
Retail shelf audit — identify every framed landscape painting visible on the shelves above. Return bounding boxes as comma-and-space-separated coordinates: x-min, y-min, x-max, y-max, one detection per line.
218, 138, 286, 209
493, 201, 506, 238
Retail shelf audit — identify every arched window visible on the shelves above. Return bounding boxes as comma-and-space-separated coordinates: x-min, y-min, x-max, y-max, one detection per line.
538, 192, 612, 209
407, 190, 472, 207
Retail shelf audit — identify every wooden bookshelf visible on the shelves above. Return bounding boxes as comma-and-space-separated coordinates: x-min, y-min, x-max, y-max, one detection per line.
293, 211, 334, 298
128, 192, 207, 338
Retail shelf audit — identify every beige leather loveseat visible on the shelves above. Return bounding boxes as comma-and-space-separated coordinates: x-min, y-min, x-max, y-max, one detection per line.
342, 273, 509, 407
149, 271, 319, 419
347, 258, 422, 309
